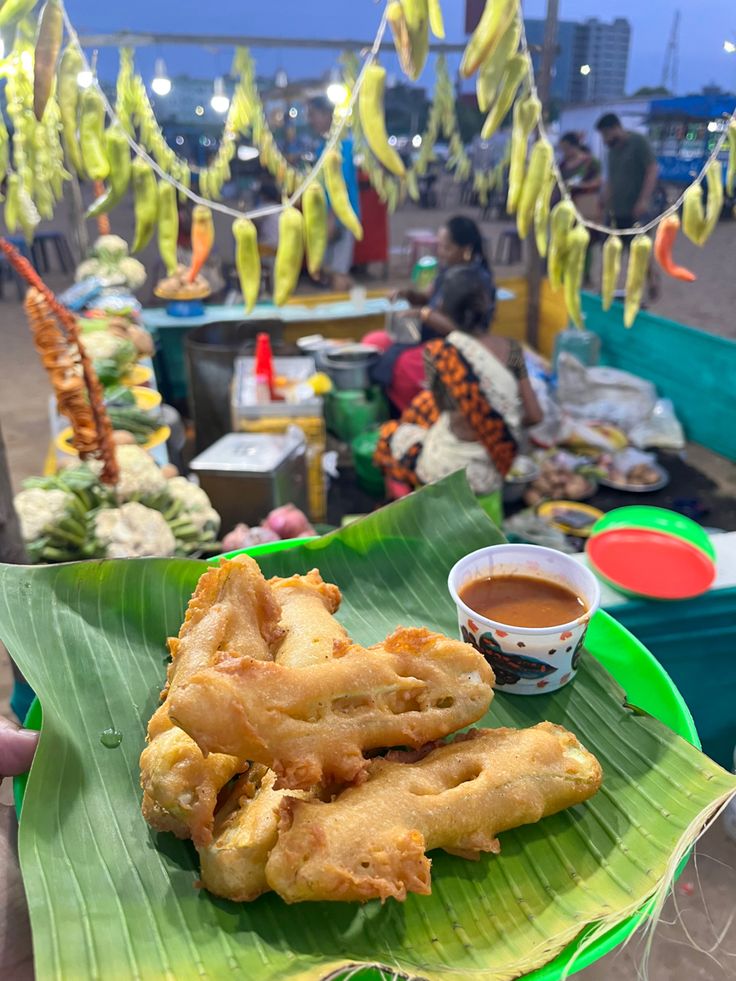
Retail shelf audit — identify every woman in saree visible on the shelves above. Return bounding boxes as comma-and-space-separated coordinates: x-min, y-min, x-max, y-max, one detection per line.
375, 266, 542, 497
366, 216, 496, 413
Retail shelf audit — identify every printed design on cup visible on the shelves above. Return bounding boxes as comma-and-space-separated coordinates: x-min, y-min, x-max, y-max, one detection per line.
571, 631, 587, 671
461, 625, 559, 688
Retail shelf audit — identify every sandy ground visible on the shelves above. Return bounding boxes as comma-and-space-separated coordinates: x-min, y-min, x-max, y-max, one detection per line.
0, 186, 735, 978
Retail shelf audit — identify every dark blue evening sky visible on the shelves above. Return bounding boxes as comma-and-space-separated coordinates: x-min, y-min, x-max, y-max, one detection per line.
70, 1, 736, 96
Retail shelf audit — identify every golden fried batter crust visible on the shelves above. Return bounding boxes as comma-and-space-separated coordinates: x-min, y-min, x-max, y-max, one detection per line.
196, 570, 341, 900
140, 555, 282, 845
266, 723, 603, 903
168, 626, 495, 790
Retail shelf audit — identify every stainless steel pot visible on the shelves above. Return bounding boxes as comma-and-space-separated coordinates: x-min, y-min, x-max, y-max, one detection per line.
323, 344, 380, 391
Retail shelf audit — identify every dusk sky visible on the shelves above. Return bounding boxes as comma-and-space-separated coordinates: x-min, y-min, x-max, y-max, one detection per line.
75, 1, 736, 97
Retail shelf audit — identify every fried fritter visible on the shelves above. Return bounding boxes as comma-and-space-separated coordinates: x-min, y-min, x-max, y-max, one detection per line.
196, 570, 341, 899
140, 555, 282, 845
266, 723, 603, 903
169, 626, 495, 790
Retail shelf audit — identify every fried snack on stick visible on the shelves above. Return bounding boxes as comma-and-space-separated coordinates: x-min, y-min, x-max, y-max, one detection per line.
140, 555, 282, 845
270, 569, 347, 667
169, 626, 495, 790
266, 722, 603, 903
197, 570, 344, 900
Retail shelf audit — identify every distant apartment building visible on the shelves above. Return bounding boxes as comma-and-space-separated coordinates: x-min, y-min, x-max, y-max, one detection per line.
465, 2, 631, 105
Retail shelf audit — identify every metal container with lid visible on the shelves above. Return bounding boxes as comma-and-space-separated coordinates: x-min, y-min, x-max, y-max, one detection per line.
323, 344, 380, 391
189, 432, 308, 532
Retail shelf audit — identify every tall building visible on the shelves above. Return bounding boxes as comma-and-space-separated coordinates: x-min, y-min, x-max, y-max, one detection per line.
465, 3, 631, 105
526, 17, 631, 105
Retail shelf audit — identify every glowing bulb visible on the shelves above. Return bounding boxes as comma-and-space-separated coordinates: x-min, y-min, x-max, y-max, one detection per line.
195, 104, 205, 117
388, 135, 398, 147
326, 81, 348, 106
237, 145, 259, 161
210, 76, 229, 114
580, 64, 591, 76
724, 40, 736, 54
77, 69, 93, 88
151, 59, 171, 96
288, 106, 298, 119
412, 134, 422, 148
175, 135, 184, 146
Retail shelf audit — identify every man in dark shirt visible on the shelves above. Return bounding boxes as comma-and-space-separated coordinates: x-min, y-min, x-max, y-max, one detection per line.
595, 113, 659, 229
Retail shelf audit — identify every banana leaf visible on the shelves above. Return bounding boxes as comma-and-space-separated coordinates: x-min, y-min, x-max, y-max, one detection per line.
1, 472, 734, 981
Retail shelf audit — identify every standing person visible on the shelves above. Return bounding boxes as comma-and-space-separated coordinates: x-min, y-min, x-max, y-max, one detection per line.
595, 113, 658, 230
554, 133, 603, 284
555, 132, 602, 216
306, 96, 361, 291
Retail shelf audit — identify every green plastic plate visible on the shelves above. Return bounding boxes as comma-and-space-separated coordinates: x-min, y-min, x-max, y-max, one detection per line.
589, 506, 716, 560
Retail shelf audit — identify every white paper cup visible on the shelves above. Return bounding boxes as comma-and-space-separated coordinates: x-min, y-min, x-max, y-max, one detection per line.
448, 544, 600, 695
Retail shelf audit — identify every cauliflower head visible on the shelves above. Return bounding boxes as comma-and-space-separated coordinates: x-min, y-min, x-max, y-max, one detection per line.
14, 488, 72, 542
89, 445, 167, 502
117, 256, 147, 290
92, 235, 129, 262
94, 502, 176, 558
166, 477, 221, 534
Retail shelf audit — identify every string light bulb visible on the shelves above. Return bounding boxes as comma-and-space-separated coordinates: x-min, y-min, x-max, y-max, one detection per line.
210, 76, 229, 114
151, 58, 171, 97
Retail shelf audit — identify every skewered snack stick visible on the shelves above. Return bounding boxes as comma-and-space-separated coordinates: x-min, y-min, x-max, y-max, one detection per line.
140, 555, 283, 845
169, 626, 495, 790
5, 236, 118, 483
197, 570, 345, 900
266, 722, 603, 903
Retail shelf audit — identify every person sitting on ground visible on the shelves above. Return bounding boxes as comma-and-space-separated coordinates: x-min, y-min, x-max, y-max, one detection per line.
365, 215, 496, 413
374, 265, 542, 498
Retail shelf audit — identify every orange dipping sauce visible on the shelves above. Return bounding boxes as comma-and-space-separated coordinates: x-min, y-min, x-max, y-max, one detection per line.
459, 575, 586, 629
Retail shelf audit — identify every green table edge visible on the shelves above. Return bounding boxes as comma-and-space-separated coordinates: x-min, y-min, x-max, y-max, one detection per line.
13, 538, 701, 981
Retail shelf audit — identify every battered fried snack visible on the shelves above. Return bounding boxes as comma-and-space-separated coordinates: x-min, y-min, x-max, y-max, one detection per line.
198, 765, 315, 902
270, 569, 347, 667
197, 569, 342, 900
140, 555, 282, 845
168, 626, 495, 790
266, 723, 603, 903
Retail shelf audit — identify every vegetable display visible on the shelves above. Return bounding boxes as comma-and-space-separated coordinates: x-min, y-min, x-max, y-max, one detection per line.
188, 205, 215, 283
358, 63, 406, 177
273, 206, 305, 307
623, 235, 653, 329
516, 138, 552, 239
79, 87, 110, 181
157, 180, 179, 276
460, 0, 519, 78
562, 224, 590, 329
233, 217, 261, 314
322, 149, 363, 240
131, 157, 158, 252
548, 201, 575, 293
653, 215, 695, 283
302, 182, 328, 279
600, 235, 623, 311
33, 0, 63, 122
